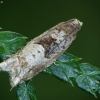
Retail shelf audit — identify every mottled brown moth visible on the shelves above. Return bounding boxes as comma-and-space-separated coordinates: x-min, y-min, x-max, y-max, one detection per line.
0, 19, 83, 87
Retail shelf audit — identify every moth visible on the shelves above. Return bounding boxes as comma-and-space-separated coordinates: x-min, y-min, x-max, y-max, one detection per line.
0, 19, 82, 87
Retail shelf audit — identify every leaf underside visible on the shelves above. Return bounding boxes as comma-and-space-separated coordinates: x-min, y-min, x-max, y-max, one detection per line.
0, 31, 100, 99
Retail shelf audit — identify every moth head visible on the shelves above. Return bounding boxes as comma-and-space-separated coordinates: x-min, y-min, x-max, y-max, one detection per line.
66, 18, 83, 31
58, 18, 83, 36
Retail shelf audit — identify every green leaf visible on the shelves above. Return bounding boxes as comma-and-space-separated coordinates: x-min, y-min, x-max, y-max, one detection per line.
57, 52, 82, 62
43, 53, 81, 86
17, 81, 37, 100
76, 63, 100, 97
0, 31, 27, 60
43, 52, 100, 97
47, 61, 80, 86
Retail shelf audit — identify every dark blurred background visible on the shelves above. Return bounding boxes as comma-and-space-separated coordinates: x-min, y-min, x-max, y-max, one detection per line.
0, 0, 100, 100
